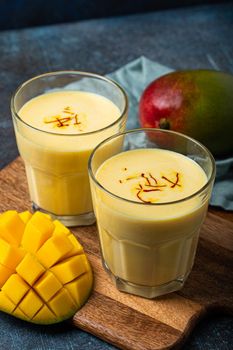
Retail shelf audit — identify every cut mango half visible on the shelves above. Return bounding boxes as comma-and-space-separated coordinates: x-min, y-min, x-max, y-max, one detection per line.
0, 210, 93, 324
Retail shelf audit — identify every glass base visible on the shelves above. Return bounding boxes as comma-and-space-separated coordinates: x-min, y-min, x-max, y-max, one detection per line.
103, 260, 188, 299
32, 203, 96, 227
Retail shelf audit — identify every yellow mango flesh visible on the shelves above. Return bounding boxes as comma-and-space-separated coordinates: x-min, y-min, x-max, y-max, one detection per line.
19, 211, 32, 224
0, 211, 25, 245
0, 210, 93, 324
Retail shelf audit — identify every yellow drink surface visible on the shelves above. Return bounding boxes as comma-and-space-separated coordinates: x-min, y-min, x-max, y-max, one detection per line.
96, 148, 207, 205
16, 91, 121, 216
19, 91, 121, 135
92, 149, 208, 287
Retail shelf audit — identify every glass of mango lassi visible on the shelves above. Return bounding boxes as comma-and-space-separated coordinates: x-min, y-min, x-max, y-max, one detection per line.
11, 71, 128, 226
89, 129, 215, 298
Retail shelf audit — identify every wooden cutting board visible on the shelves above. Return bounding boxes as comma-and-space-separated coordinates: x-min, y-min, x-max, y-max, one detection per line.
0, 157, 233, 350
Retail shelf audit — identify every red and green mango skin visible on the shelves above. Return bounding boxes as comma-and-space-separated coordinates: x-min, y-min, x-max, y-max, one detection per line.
139, 70, 233, 157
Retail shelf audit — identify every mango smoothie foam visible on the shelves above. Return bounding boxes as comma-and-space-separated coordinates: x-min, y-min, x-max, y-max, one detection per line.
11, 72, 128, 226
89, 129, 215, 298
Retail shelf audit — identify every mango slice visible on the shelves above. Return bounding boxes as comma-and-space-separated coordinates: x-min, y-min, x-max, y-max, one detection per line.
0, 211, 25, 245
0, 210, 93, 324
21, 211, 54, 253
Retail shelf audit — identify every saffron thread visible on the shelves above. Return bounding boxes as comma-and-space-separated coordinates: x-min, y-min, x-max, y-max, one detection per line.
119, 171, 181, 203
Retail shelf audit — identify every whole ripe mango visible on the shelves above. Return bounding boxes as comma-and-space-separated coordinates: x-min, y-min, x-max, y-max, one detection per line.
0, 210, 93, 324
139, 70, 233, 157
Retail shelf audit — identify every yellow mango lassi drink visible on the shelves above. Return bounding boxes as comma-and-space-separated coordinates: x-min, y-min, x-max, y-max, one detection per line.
11, 72, 128, 226
89, 129, 215, 298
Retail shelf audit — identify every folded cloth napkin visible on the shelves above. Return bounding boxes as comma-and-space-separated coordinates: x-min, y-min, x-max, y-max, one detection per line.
108, 56, 233, 210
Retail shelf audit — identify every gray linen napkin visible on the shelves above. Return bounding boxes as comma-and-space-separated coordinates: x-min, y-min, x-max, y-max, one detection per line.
108, 56, 233, 210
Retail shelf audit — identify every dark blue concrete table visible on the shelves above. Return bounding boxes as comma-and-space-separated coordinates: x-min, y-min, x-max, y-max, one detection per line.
0, 2, 233, 349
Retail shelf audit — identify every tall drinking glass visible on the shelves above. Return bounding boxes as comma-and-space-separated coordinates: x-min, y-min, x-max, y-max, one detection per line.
89, 129, 215, 298
11, 71, 128, 226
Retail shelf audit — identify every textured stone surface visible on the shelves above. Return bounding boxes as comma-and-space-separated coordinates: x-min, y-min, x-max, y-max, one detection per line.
0, 0, 228, 30
0, 2, 233, 349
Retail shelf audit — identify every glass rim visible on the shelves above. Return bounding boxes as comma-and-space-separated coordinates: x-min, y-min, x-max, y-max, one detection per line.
11, 70, 128, 137
88, 128, 216, 206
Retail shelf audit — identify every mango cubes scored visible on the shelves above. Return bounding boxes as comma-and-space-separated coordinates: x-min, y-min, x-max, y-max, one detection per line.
0, 210, 93, 324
